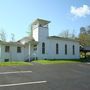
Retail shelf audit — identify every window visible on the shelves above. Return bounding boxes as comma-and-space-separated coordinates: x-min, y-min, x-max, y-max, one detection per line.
4, 59, 9, 62
5, 46, 10, 52
56, 43, 59, 54
72, 45, 75, 55
42, 42, 45, 54
33, 45, 37, 51
17, 47, 21, 53
65, 44, 67, 55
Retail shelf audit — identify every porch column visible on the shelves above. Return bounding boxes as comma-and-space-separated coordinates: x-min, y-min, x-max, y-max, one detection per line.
29, 42, 31, 62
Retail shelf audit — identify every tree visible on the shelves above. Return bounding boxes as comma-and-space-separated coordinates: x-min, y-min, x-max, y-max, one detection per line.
71, 29, 76, 39
11, 33, 15, 42
79, 26, 90, 46
59, 30, 70, 38
0, 30, 6, 41
59, 29, 76, 39
27, 25, 32, 36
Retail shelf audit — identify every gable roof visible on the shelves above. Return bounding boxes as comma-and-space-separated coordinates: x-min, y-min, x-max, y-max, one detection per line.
48, 36, 78, 42
18, 36, 35, 42
17, 36, 38, 44
0, 40, 24, 46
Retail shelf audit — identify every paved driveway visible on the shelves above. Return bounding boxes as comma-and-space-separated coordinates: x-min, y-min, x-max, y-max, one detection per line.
0, 63, 90, 90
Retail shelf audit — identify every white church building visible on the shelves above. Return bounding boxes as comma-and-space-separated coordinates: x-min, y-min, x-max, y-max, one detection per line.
0, 19, 80, 62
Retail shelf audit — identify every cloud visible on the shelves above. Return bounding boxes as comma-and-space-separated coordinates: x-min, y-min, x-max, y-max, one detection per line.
70, 5, 90, 17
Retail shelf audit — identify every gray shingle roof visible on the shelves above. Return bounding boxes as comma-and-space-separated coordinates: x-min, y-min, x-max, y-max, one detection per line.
80, 46, 90, 52
17, 36, 38, 44
0, 41, 24, 46
48, 36, 78, 42
18, 36, 35, 42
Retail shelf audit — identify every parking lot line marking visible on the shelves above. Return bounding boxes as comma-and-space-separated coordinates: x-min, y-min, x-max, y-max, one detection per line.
0, 71, 32, 75
86, 63, 90, 64
0, 81, 47, 87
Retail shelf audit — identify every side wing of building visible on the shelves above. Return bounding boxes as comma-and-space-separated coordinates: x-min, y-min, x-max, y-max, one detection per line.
36, 37, 80, 59
0, 41, 25, 62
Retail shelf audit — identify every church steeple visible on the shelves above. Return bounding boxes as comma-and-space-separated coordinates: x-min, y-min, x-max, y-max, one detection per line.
31, 18, 50, 41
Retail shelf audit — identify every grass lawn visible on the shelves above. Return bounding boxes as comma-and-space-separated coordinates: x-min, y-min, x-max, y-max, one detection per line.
33, 59, 81, 64
0, 62, 31, 66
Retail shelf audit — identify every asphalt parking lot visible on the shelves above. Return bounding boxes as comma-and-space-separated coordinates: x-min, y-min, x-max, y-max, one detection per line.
0, 62, 90, 90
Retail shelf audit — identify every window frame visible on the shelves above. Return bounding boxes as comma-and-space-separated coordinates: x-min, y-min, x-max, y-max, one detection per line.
33, 45, 37, 51
42, 42, 45, 54
17, 46, 21, 53
72, 45, 75, 55
65, 44, 67, 55
56, 43, 59, 54
5, 46, 10, 52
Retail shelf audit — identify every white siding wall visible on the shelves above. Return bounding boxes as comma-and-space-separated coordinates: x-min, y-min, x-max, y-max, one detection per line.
24, 43, 36, 60
1, 44, 25, 62
32, 23, 80, 60
37, 39, 80, 59
38, 27, 49, 41
32, 27, 39, 41
47, 39, 80, 59
35, 26, 49, 59
32, 26, 49, 41
0, 45, 3, 61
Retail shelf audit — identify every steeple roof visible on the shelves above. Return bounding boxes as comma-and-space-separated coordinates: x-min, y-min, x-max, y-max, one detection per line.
32, 18, 50, 25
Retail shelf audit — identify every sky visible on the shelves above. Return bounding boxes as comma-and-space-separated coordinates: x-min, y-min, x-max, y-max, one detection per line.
0, 0, 90, 41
